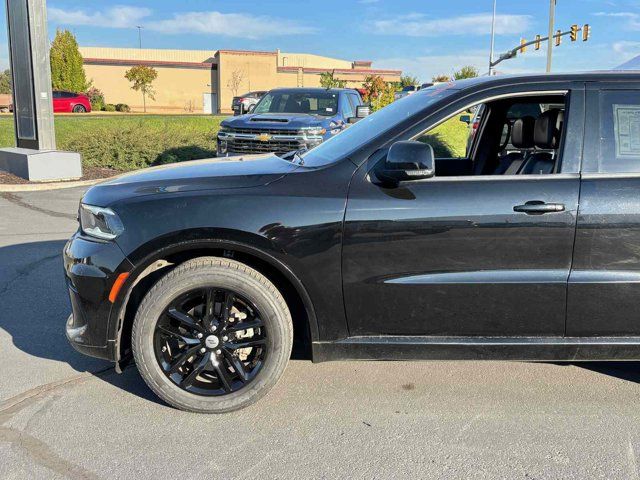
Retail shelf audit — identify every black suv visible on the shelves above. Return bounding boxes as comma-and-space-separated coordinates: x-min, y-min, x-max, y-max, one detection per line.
64, 73, 640, 413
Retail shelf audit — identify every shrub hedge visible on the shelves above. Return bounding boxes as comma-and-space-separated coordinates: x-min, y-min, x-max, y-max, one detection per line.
0, 115, 223, 171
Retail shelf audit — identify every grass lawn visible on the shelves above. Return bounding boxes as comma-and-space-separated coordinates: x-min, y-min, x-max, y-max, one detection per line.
424, 116, 470, 158
0, 113, 469, 172
0, 114, 225, 171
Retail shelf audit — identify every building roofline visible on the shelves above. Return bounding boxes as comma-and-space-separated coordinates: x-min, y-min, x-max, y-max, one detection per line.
217, 49, 277, 56
83, 58, 216, 70
277, 66, 402, 75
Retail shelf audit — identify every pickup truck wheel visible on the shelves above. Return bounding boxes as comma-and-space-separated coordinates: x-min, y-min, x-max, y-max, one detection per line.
132, 257, 293, 413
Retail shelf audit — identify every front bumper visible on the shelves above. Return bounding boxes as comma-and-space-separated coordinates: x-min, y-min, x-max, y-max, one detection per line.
63, 233, 134, 361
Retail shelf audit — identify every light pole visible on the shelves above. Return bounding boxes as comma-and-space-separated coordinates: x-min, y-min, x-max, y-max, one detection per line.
488, 0, 497, 75
136, 25, 143, 49
546, 0, 556, 72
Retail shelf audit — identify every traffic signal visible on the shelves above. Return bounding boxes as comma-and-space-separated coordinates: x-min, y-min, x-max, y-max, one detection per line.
570, 24, 579, 41
535, 35, 541, 50
583, 24, 590, 41
519, 38, 527, 54
555, 29, 562, 46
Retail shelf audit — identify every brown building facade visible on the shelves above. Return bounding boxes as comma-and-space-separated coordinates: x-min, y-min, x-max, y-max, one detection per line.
80, 47, 402, 114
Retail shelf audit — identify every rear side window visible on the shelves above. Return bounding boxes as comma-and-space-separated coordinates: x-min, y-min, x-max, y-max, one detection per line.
598, 91, 640, 173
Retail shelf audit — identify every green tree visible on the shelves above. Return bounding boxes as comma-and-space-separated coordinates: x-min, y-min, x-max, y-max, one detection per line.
399, 75, 419, 87
125, 65, 158, 113
0, 69, 11, 94
50, 29, 91, 92
453, 66, 479, 80
432, 74, 451, 83
320, 70, 347, 88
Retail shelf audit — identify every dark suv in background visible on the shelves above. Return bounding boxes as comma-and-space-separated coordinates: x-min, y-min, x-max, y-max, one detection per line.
231, 91, 266, 115
218, 87, 368, 156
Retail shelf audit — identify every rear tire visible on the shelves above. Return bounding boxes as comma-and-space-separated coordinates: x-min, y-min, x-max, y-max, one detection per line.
132, 257, 293, 413
72, 104, 86, 113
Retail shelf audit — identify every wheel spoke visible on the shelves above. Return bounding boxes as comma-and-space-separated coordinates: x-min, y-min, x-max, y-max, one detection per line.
222, 350, 247, 382
216, 291, 235, 329
157, 324, 200, 345
213, 357, 234, 392
226, 338, 266, 350
167, 345, 201, 375
181, 352, 210, 388
167, 308, 202, 332
205, 288, 215, 323
226, 318, 264, 332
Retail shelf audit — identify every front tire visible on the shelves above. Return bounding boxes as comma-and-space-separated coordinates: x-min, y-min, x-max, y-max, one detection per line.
132, 257, 293, 413
72, 104, 87, 113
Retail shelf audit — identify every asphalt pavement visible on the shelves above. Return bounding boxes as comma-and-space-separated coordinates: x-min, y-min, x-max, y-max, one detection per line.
1, 186, 640, 479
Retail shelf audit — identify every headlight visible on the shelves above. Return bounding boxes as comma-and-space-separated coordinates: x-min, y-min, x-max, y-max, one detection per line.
303, 127, 326, 136
79, 204, 124, 240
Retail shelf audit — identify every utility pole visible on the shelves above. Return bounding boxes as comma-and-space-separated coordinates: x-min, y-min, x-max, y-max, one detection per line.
136, 25, 143, 49
488, 0, 497, 75
546, 0, 556, 72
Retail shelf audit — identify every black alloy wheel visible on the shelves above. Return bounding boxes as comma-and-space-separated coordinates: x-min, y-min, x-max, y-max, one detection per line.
153, 287, 267, 396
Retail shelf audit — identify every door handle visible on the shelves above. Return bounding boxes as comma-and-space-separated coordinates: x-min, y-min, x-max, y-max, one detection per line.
513, 200, 565, 214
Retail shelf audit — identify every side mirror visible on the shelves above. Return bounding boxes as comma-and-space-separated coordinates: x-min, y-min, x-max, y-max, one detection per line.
356, 105, 371, 118
459, 114, 471, 124
378, 141, 435, 184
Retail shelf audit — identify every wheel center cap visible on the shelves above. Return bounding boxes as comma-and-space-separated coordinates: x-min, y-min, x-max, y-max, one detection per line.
205, 335, 219, 349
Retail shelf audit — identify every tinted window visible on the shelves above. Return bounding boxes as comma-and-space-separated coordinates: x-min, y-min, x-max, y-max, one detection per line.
598, 91, 640, 173
341, 94, 354, 119
253, 91, 338, 116
301, 85, 459, 166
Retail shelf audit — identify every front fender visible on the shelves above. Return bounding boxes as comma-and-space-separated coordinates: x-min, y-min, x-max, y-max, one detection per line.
109, 232, 321, 367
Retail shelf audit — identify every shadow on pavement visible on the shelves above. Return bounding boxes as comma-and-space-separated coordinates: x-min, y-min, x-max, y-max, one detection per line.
575, 362, 640, 384
0, 239, 163, 405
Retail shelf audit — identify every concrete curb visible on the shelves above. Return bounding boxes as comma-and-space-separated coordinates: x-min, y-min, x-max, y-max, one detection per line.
0, 177, 113, 192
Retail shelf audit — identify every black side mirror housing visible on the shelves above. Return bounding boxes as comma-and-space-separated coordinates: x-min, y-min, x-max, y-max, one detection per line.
378, 141, 435, 183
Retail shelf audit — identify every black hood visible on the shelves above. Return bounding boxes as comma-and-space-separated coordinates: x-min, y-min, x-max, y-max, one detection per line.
82, 154, 299, 207
222, 113, 329, 130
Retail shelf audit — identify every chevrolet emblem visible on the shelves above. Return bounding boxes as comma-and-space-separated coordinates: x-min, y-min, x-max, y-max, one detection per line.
257, 133, 272, 142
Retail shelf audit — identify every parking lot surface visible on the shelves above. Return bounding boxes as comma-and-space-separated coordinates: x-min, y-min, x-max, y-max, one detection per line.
1, 187, 640, 479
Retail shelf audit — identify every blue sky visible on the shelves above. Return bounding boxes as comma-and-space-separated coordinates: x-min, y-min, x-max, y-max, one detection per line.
0, 0, 639, 80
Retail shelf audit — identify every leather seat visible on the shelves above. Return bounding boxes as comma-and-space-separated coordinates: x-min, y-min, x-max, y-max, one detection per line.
493, 116, 535, 175
520, 110, 563, 175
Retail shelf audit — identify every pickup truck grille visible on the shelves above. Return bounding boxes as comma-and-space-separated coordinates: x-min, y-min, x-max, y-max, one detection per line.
221, 127, 310, 155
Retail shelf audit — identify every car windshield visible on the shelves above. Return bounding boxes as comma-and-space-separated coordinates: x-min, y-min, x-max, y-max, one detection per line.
253, 91, 338, 116
301, 84, 459, 166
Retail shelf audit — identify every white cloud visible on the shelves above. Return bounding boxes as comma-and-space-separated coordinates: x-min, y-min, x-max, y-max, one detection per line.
146, 12, 317, 39
594, 11, 640, 29
48, 6, 151, 29
372, 13, 531, 37
0, 43, 8, 70
46, 6, 317, 39
613, 40, 640, 56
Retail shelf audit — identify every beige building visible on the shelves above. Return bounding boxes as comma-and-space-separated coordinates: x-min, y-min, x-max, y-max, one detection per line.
80, 47, 402, 114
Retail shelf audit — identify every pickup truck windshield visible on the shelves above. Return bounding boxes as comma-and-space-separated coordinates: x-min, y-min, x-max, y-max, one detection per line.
301, 85, 459, 166
254, 91, 339, 116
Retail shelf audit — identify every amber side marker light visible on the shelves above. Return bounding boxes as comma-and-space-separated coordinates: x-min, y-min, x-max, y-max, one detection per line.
109, 272, 130, 303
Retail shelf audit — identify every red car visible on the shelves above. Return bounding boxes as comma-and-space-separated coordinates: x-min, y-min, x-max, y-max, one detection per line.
53, 91, 91, 113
